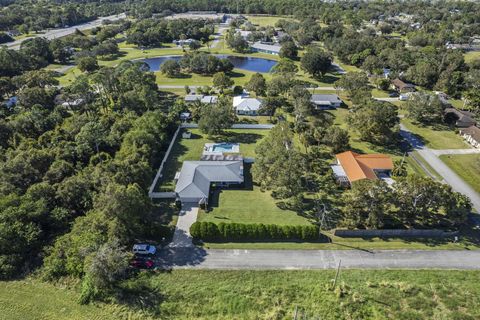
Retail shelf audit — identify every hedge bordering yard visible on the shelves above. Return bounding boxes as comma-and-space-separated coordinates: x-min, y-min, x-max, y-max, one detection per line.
190, 221, 324, 242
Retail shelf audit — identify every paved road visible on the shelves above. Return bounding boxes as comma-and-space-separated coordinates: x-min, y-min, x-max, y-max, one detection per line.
400, 124, 480, 212
432, 148, 480, 156
180, 123, 274, 129
168, 204, 198, 248
158, 248, 480, 269
6, 13, 126, 50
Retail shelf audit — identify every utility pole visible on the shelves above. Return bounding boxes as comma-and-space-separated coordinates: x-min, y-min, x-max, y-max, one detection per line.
333, 259, 342, 289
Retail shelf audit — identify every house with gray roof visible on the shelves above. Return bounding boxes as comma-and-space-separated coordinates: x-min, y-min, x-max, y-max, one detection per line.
184, 94, 218, 104
251, 42, 281, 55
310, 94, 343, 110
174, 161, 244, 204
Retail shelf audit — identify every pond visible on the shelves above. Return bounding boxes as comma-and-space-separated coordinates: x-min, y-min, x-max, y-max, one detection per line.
139, 55, 277, 73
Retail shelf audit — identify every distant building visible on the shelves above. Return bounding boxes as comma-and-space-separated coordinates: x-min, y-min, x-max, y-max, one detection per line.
459, 126, 480, 148
391, 78, 416, 92
310, 94, 342, 110
331, 151, 394, 187
233, 96, 262, 115
444, 108, 477, 128
184, 95, 218, 104
173, 38, 195, 46
250, 42, 281, 55
166, 11, 227, 22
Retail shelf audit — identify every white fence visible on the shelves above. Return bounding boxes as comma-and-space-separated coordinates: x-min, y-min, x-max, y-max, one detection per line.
148, 126, 181, 198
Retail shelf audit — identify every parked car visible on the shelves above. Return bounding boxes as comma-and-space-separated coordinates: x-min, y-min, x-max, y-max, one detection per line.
388, 92, 399, 97
130, 256, 155, 269
132, 243, 156, 255
399, 94, 409, 101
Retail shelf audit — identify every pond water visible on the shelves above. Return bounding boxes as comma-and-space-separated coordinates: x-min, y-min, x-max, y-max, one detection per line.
139, 55, 277, 73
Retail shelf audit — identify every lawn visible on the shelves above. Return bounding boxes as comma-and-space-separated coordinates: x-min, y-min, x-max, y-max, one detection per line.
401, 119, 468, 150
5, 270, 480, 319
155, 128, 270, 191
465, 50, 480, 63
245, 15, 294, 27
0, 279, 144, 320
197, 164, 311, 226
440, 153, 480, 193
127, 269, 480, 319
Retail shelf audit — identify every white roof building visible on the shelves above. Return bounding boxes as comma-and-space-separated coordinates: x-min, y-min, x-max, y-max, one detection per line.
233, 96, 262, 115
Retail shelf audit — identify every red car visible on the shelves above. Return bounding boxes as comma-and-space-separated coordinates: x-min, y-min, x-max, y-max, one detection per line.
130, 256, 155, 269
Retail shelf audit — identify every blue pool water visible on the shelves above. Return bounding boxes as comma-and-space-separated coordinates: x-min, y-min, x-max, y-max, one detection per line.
139, 55, 277, 73
212, 143, 235, 152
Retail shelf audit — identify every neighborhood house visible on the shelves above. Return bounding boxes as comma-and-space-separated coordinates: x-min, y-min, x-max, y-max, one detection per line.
459, 126, 480, 148
250, 42, 282, 55
444, 108, 477, 128
331, 151, 394, 186
391, 78, 416, 92
174, 161, 244, 204
184, 94, 218, 104
233, 96, 263, 115
310, 94, 342, 110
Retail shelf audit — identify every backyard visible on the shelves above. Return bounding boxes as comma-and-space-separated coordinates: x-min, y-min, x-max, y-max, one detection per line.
155, 128, 269, 191
440, 153, 480, 193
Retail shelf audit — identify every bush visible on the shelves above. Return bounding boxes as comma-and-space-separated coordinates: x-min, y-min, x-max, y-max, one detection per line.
190, 222, 320, 242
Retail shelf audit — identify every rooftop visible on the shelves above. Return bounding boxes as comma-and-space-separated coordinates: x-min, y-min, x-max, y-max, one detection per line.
233, 96, 263, 111
460, 125, 480, 143
310, 94, 342, 105
251, 42, 282, 53
335, 151, 393, 183
175, 161, 244, 200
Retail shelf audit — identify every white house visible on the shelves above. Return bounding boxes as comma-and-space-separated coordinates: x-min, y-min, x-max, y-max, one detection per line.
310, 94, 342, 110
233, 96, 262, 115
459, 126, 480, 148
250, 42, 281, 55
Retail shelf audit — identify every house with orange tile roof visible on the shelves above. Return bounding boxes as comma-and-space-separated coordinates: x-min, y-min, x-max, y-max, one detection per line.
331, 151, 394, 186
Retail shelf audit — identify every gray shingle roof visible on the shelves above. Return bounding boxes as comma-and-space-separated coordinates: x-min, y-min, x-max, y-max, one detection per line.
175, 161, 244, 199
310, 94, 342, 104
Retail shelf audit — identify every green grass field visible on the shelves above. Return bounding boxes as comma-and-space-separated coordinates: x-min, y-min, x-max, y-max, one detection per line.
465, 51, 480, 63
197, 164, 311, 226
245, 15, 294, 27
0, 279, 145, 320
401, 119, 468, 150
5, 270, 480, 319
440, 153, 480, 193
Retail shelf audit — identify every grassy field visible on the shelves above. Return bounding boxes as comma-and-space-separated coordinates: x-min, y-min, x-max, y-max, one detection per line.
465, 50, 480, 63
127, 269, 480, 319
197, 164, 311, 226
4, 270, 480, 319
440, 154, 480, 193
245, 15, 294, 27
0, 279, 146, 320
401, 119, 468, 150
155, 128, 269, 191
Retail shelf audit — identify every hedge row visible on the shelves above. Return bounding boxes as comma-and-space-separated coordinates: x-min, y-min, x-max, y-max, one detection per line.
190, 222, 321, 242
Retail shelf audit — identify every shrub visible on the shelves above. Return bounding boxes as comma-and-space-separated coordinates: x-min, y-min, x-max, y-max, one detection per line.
190, 222, 321, 242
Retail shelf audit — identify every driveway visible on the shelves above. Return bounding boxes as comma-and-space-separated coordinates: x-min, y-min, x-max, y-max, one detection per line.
431, 149, 480, 156
158, 248, 480, 270
400, 124, 480, 212
168, 204, 198, 248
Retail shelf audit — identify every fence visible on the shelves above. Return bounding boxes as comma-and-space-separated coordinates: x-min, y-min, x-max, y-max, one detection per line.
148, 126, 181, 198
334, 229, 458, 238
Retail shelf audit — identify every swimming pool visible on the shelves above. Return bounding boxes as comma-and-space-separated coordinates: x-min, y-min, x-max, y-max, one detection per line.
203, 142, 240, 154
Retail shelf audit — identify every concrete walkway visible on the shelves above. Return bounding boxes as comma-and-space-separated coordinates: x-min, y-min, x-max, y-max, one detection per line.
158, 248, 480, 270
400, 124, 480, 212
168, 204, 198, 248
431, 149, 480, 156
